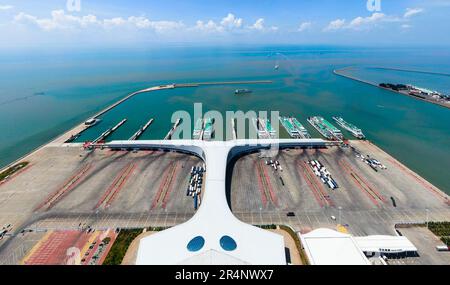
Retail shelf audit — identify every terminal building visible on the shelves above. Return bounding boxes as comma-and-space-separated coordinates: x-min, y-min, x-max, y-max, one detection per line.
300, 228, 418, 265
106, 139, 418, 265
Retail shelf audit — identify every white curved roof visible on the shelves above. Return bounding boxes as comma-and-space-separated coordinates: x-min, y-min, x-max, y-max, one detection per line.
354, 235, 417, 253
106, 139, 327, 265
300, 228, 371, 265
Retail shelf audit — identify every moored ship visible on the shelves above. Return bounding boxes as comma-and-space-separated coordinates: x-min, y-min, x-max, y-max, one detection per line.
307, 116, 343, 140
234, 89, 252, 95
332, 116, 365, 139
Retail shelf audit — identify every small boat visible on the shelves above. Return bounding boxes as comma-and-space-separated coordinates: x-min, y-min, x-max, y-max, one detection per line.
234, 89, 252, 95
84, 118, 101, 127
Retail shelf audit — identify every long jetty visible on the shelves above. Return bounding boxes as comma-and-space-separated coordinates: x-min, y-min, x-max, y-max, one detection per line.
334, 67, 450, 110
0, 80, 274, 173
164, 118, 182, 140
175, 80, 272, 88
93, 119, 127, 144
129, 118, 154, 140
370, 67, 450, 77
231, 118, 237, 140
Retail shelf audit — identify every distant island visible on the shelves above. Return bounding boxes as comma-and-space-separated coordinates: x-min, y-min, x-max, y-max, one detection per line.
333, 67, 450, 109
379, 83, 450, 104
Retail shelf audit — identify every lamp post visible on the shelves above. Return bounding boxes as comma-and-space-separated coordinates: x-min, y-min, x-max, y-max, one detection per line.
338, 206, 342, 225
259, 207, 262, 225
426, 208, 429, 229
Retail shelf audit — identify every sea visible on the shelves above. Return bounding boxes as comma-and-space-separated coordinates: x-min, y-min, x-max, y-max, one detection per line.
0, 45, 449, 192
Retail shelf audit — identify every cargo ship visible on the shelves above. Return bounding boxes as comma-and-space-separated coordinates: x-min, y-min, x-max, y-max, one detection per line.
193, 118, 203, 140
234, 89, 252, 95
332, 117, 365, 139
307, 116, 343, 140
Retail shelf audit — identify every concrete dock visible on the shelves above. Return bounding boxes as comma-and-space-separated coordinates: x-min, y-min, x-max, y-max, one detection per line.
0, 78, 448, 265
0, 138, 448, 264
164, 118, 182, 140
129, 118, 154, 140
93, 118, 127, 144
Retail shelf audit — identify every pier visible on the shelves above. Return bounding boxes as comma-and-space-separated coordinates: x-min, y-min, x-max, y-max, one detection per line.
174, 80, 272, 88
93, 119, 127, 144
164, 118, 182, 140
0, 80, 275, 174
129, 118, 154, 140
231, 118, 237, 140
334, 67, 450, 110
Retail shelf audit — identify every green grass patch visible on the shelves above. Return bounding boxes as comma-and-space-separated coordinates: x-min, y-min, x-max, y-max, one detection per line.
0, 162, 29, 182
441, 237, 450, 246
103, 227, 169, 265
103, 229, 143, 265
255, 224, 277, 230
428, 222, 450, 237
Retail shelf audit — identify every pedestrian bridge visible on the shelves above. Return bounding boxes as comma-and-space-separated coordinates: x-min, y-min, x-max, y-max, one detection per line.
106, 139, 327, 265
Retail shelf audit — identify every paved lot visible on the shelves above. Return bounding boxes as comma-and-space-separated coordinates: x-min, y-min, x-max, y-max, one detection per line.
397, 226, 450, 265
1, 140, 449, 265
229, 141, 450, 238
0, 146, 201, 264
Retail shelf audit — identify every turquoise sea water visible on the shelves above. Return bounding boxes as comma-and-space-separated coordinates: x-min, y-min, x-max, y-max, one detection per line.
0, 46, 449, 192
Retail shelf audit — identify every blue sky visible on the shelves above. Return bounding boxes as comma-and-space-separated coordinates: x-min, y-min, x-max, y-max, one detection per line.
1, 0, 449, 48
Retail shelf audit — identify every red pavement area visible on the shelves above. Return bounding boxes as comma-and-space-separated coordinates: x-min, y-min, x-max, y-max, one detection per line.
24, 231, 92, 265
84, 230, 118, 265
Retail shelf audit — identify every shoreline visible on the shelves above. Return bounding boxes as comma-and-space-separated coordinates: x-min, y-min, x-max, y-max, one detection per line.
333, 67, 450, 110
0, 80, 272, 174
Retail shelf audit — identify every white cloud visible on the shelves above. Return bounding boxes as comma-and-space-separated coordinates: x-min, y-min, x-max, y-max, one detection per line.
14, 10, 98, 30
270, 26, 279, 31
220, 13, 242, 29
323, 19, 346, 31
324, 9, 414, 31
250, 18, 265, 30
194, 13, 247, 33
404, 8, 423, 18
298, 21, 312, 32
347, 12, 387, 29
194, 20, 224, 33
401, 24, 412, 29
103, 17, 127, 28
246, 18, 277, 32
0, 5, 13, 10
13, 10, 183, 33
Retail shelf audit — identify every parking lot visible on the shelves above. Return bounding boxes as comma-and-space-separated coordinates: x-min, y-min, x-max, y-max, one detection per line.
0, 146, 201, 263
229, 141, 450, 237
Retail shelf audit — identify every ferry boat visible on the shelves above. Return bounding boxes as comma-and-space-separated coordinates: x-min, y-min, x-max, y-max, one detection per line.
253, 118, 270, 139
203, 118, 214, 140
193, 119, 203, 140
279, 117, 298, 138
291, 118, 311, 138
234, 89, 252, 95
307, 116, 343, 140
84, 118, 101, 127
332, 117, 365, 139
265, 119, 277, 138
